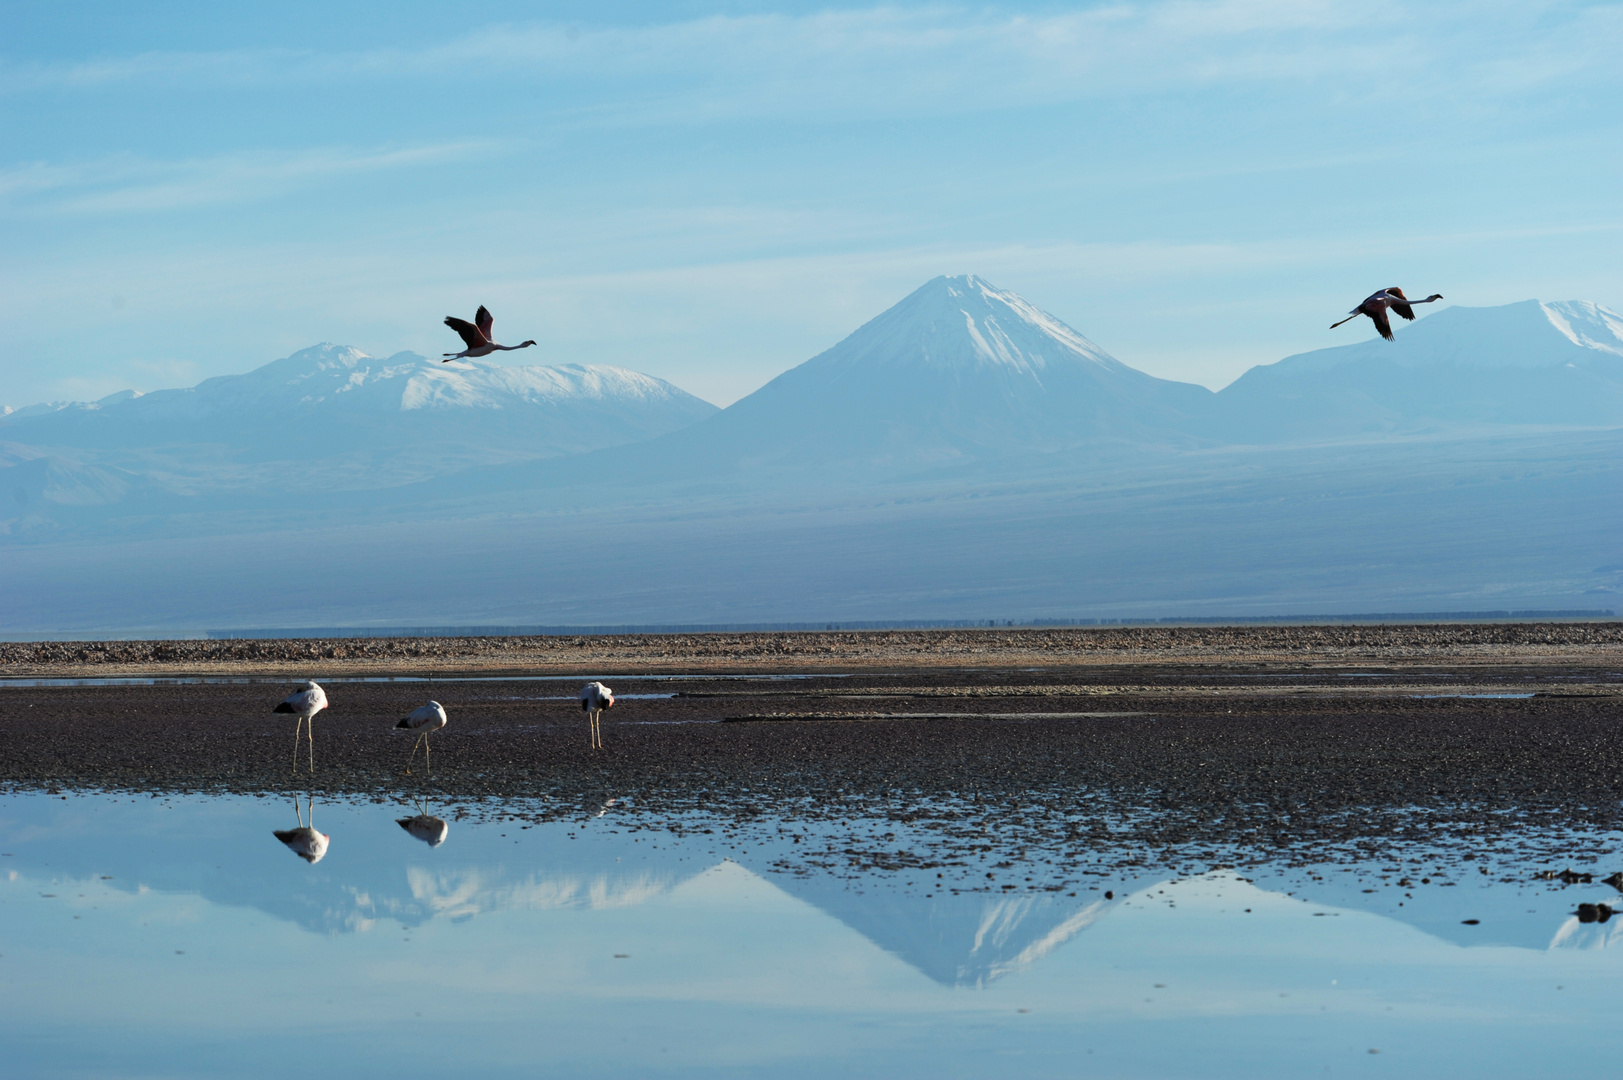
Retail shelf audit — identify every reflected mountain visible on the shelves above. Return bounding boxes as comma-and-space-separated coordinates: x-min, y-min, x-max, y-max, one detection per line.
735, 857, 1123, 987
7, 792, 1618, 979
272, 795, 329, 864
1550, 912, 1623, 951
1240, 863, 1623, 951
401, 865, 677, 922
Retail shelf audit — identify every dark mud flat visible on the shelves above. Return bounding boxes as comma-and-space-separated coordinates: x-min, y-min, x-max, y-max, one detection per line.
5, 658, 1623, 881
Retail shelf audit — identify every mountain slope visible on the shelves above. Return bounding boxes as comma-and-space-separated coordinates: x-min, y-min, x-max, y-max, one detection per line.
1216, 300, 1623, 442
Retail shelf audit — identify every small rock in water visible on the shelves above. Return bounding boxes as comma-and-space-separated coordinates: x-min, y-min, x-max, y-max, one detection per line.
1536, 868, 1593, 884
1575, 903, 1614, 923
1461, 918, 1480, 925
1602, 872, 1623, 892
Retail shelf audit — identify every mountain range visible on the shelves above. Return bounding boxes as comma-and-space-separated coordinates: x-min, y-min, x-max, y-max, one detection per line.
1, 276, 1617, 633
0, 346, 716, 516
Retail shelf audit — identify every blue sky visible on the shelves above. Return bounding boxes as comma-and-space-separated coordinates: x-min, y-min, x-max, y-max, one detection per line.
3, 1, 1621, 408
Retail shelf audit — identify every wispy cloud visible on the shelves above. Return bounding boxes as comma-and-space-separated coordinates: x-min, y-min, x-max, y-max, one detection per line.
0, 142, 484, 215
6, 2, 1618, 121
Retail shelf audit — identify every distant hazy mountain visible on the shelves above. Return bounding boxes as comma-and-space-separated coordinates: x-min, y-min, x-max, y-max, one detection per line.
1216, 300, 1623, 442
0, 345, 717, 522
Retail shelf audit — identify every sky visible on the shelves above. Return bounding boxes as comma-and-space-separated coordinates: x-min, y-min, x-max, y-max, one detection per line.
3, 0, 1621, 409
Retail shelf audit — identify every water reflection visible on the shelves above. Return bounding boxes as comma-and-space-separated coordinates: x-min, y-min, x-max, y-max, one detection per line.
272, 794, 330, 864
11, 790, 1623, 1079
398, 798, 450, 847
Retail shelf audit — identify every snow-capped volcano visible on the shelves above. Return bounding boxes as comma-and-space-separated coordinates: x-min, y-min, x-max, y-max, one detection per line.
649, 274, 1213, 476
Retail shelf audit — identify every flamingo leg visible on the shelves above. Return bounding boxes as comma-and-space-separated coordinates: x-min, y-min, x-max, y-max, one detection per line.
424, 732, 431, 774
292, 717, 304, 771
308, 716, 315, 773
405, 733, 422, 774
1329, 312, 1362, 329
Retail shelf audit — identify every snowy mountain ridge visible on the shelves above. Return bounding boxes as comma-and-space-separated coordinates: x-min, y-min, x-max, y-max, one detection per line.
1215, 298, 1623, 441
6, 344, 707, 424
1242, 299, 1623, 378
0, 344, 719, 512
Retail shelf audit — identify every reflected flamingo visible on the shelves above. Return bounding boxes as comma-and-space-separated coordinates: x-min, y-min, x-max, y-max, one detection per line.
398, 798, 450, 847
273, 795, 330, 864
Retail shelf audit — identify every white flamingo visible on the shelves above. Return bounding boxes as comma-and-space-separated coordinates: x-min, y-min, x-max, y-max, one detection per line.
273, 681, 328, 773
581, 682, 615, 749
442, 306, 536, 361
398, 701, 448, 774
273, 795, 330, 864
1330, 287, 1443, 341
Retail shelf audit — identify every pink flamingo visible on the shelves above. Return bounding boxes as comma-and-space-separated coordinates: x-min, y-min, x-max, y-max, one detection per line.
1331, 287, 1443, 341
580, 682, 615, 749
442, 306, 537, 361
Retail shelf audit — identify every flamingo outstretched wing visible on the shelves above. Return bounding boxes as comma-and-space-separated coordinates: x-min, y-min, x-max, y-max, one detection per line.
1383, 287, 1416, 321
444, 316, 487, 349
1369, 306, 1395, 341
475, 306, 494, 340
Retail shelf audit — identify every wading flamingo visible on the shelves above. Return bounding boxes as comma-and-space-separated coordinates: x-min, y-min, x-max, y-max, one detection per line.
442, 306, 536, 361
581, 682, 614, 749
398, 701, 448, 774
273, 681, 328, 773
1330, 287, 1443, 341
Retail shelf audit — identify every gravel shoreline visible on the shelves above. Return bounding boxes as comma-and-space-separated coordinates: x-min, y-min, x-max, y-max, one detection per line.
2, 622, 1621, 676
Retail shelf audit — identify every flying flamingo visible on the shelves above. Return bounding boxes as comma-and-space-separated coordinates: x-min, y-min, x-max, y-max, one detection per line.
398, 701, 448, 774
442, 305, 536, 361
273, 795, 330, 863
273, 681, 328, 773
1330, 287, 1443, 341
581, 682, 614, 749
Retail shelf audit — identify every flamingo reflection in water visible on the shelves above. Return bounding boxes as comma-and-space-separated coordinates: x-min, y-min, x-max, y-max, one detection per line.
398, 797, 450, 847
273, 794, 330, 864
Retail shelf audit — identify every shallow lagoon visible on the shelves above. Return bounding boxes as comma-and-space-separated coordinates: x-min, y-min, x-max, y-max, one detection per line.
4, 790, 1622, 1078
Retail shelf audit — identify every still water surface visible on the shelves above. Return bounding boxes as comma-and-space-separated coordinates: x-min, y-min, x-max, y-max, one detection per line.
3, 790, 1620, 1078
